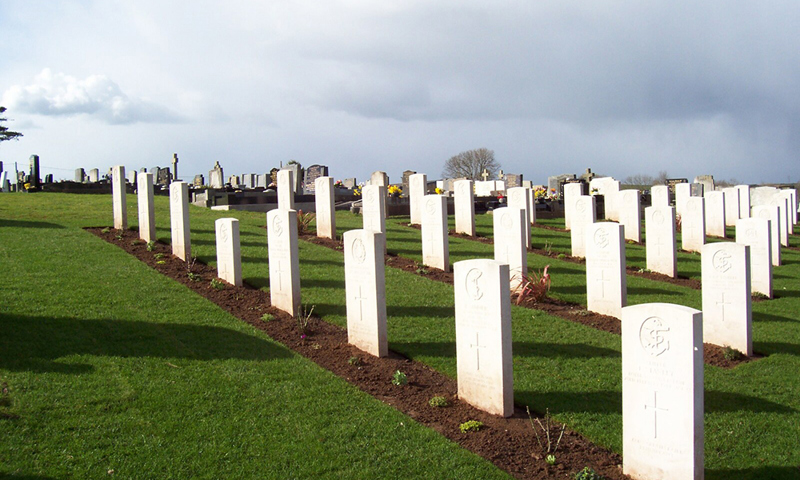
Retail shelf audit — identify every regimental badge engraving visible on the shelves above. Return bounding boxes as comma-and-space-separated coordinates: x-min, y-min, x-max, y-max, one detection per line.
465, 268, 484, 301
639, 316, 671, 356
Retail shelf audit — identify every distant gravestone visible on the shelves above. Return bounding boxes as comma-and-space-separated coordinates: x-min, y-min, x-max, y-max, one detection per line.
88, 168, 100, 183
267, 208, 301, 317
736, 217, 772, 298
169, 182, 191, 261
590, 177, 620, 220
492, 207, 527, 291
157, 167, 172, 185
650, 185, 670, 207
342, 178, 356, 189
570, 195, 596, 258
586, 222, 626, 319
506, 187, 531, 249
0, 171, 8, 192
778, 189, 794, 233
772, 195, 790, 247
454, 179, 476, 236
28, 155, 41, 188
229, 175, 241, 188
474, 180, 495, 197
315, 177, 335, 239
215, 218, 242, 287
454, 259, 514, 417
303, 164, 328, 192
564, 183, 585, 230
752, 205, 782, 267
370, 171, 389, 187
681, 197, 705, 253
277, 169, 295, 210
689, 182, 704, 198
421, 195, 449, 272
704, 190, 726, 238
505, 173, 523, 188
111, 166, 127, 230
674, 183, 691, 218
344, 229, 388, 357
126, 169, 137, 185
257, 174, 268, 189
401, 170, 415, 196
526, 186, 537, 225
193, 175, 205, 187
618, 189, 642, 243
137, 172, 156, 243
702, 242, 752, 356
723, 188, 740, 226
75, 168, 86, 183
241, 173, 256, 189
736, 185, 750, 219
693, 175, 714, 193
645, 205, 677, 278
751, 186, 779, 208
622, 303, 704, 480
409, 173, 427, 225
209, 162, 224, 188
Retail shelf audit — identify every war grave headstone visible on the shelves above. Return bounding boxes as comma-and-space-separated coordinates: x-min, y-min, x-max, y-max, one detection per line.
344, 229, 388, 357
773, 195, 790, 247
622, 303, 704, 480
526, 186, 537, 225
723, 188, 740, 227
277, 169, 295, 210
736, 184, 750, 219
674, 182, 691, 218
590, 177, 620, 220
215, 218, 242, 287
75, 168, 86, 183
370, 171, 389, 187
267, 208, 301, 316
474, 180, 496, 197
778, 190, 794, 230
409, 173, 427, 225
650, 185, 670, 207
454, 179, 476, 236
137, 172, 156, 243
88, 168, 100, 183
736, 217, 772, 298
645, 205, 677, 278
0, 171, 8, 192
564, 183, 583, 231
704, 190, 726, 238
209, 161, 224, 188
570, 195, 596, 258
111, 165, 127, 230
681, 197, 705, 253
454, 259, 514, 417
315, 177, 335, 239
303, 164, 328, 193
507, 187, 531, 249
751, 205, 782, 267
750, 186, 779, 208
586, 222, 626, 319
169, 182, 191, 261
362, 184, 386, 234
492, 207, 527, 291
702, 242, 752, 356
421, 195, 449, 272
618, 189, 641, 243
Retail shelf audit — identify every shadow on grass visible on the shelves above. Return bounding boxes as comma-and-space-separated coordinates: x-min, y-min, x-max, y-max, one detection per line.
0, 314, 293, 374
705, 390, 796, 413
706, 466, 800, 480
753, 312, 799, 323
0, 473, 60, 480
387, 305, 454, 319
300, 278, 345, 289
513, 341, 619, 359
752, 341, 800, 357
0, 219, 65, 229
517, 390, 621, 413
626, 286, 684, 297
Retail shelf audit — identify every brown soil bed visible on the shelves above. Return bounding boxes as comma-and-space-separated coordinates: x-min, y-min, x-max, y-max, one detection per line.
90, 227, 628, 480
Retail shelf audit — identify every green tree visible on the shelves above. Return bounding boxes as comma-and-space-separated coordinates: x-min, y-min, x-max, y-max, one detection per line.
0, 106, 23, 143
442, 148, 500, 180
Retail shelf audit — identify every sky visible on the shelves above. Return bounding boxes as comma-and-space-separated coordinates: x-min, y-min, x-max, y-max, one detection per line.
1, 1, 799, 186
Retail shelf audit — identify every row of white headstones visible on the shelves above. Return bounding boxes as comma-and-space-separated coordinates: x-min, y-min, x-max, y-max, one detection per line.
112, 165, 797, 480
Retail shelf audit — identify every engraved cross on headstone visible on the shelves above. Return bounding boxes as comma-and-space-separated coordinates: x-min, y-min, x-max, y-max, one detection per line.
716, 292, 731, 321
644, 391, 669, 439
597, 269, 610, 297
353, 285, 367, 321
470, 332, 487, 371
274, 259, 286, 291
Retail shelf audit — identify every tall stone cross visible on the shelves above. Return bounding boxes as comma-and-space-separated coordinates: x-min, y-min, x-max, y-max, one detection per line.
481, 169, 489, 181
172, 153, 179, 183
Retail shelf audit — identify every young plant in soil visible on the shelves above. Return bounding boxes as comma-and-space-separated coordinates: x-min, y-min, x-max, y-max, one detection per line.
459, 420, 484, 433
527, 407, 566, 464
296, 305, 315, 335
391, 370, 408, 386
428, 396, 449, 408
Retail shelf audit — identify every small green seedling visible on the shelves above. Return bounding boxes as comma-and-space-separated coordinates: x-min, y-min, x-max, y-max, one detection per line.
556, 253, 566, 260
459, 420, 483, 433
260, 313, 274, 322
101, 227, 110, 233
574, 466, 606, 480
428, 396, 449, 408
187, 272, 201, 282
146, 241, 156, 252
210, 279, 225, 290
723, 346, 744, 361
156, 260, 166, 265
546, 454, 556, 465
348, 356, 362, 366
391, 370, 408, 386
154, 253, 166, 259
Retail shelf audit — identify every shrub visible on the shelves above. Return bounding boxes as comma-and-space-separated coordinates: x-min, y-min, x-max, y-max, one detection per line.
459, 420, 483, 433
297, 210, 316, 235
391, 370, 408, 386
515, 266, 551, 305
428, 396, 449, 407
296, 305, 315, 334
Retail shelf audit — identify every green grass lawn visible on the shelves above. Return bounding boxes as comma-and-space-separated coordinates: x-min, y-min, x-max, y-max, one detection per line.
2, 192, 799, 479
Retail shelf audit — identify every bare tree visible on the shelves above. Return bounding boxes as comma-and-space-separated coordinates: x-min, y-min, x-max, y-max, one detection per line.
442, 148, 500, 180
655, 170, 669, 185
622, 173, 655, 186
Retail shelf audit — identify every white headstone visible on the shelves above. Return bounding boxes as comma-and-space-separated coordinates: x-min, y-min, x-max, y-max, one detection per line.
0, 171, 8, 192
277, 169, 295, 210
111, 165, 127, 230
409, 173, 427, 226
681, 197, 705, 253
586, 222, 626, 319
704, 190, 726, 238
454, 179, 476, 236
619, 189, 642, 243
590, 177, 620, 221
314, 176, 335, 239
778, 189, 794, 234
563, 183, 583, 230
772, 195, 790, 247
474, 180, 495, 197
169, 182, 191, 261
454, 259, 514, 417
645, 205, 677, 278
570, 195, 596, 259
267, 208, 301, 316
344, 229, 388, 357
362, 185, 386, 241
723, 188, 740, 227
750, 186, 779, 208
507, 187, 531, 249
527, 186, 537, 225
736, 218, 772, 298
492, 207, 527, 291
137, 172, 156, 243
421, 195, 449, 272
736, 185, 750, 219
650, 185, 670, 207
752, 205, 782, 267
215, 218, 242, 287
674, 183, 691, 219
622, 303, 703, 480
370, 171, 389, 187
701, 242, 752, 356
